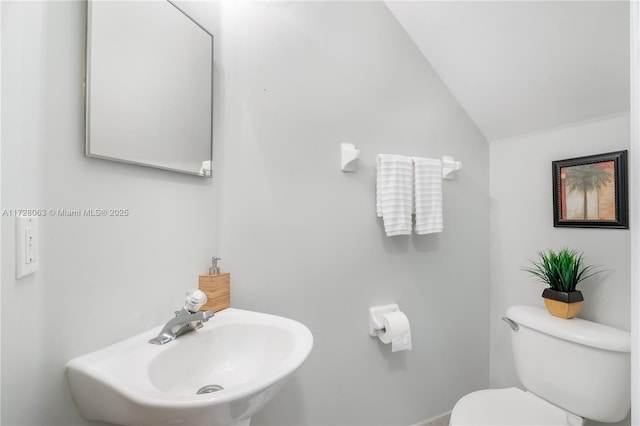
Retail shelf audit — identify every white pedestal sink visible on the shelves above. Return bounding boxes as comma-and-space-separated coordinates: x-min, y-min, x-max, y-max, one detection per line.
66, 308, 313, 426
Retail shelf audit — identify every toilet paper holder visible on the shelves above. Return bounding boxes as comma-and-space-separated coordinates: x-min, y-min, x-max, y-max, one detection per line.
368, 304, 399, 336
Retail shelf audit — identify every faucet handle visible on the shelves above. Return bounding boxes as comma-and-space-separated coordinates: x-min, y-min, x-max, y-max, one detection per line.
184, 289, 208, 313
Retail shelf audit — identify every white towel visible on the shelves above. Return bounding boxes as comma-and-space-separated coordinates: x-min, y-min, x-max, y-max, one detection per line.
413, 157, 443, 234
376, 154, 413, 236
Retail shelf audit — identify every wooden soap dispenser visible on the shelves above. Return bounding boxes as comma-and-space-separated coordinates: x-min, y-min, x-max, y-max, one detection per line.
198, 256, 230, 313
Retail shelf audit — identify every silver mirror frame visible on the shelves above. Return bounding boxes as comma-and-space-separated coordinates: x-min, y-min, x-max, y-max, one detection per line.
84, 0, 214, 177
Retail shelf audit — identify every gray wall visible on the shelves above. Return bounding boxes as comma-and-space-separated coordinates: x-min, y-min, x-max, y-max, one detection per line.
488, 115, 631, 423
1, 1, 490, 425
214, 2, 489, 425
1, 2, 218, 425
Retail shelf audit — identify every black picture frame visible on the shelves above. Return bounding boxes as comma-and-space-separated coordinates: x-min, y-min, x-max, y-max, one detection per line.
552, 150, 628, 229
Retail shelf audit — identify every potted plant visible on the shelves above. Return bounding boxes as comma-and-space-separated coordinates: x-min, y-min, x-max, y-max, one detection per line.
523, 248, 602, 319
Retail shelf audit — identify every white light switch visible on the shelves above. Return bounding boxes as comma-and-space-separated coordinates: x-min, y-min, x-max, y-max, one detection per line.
16, 216, 39, 278
25, 226, 35, 263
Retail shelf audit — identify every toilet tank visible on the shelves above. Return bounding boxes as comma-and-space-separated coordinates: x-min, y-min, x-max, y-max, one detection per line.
506, 305, 630, 423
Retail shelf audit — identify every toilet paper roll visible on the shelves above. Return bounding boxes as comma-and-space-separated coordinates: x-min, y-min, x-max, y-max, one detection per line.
378, 311, 412, 352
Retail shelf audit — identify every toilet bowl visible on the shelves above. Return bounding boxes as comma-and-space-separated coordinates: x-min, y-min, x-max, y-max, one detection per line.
449, 306, 631, 425
450, 387, 583, 426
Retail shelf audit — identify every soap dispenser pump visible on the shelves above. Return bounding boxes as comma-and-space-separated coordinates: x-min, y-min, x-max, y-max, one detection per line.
209, 256, 221, 275
198, 256, 230, 313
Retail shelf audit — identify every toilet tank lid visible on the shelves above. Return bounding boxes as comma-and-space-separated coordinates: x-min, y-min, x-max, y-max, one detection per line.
506, 306, 630, 353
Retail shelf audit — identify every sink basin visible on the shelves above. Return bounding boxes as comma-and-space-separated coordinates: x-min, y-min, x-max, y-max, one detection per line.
66, 308, 313, 426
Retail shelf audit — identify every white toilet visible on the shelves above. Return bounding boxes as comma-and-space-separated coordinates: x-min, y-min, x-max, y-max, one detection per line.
450, 305, 631, 425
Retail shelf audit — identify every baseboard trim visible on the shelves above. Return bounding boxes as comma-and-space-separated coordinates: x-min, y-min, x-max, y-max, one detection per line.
409, 411, 452, 426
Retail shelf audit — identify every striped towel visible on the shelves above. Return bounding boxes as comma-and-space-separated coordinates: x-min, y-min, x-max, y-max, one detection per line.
413, 157, 443, 234
376, 154, 413, 236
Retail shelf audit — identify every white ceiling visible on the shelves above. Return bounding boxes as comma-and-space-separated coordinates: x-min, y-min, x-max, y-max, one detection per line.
385, 1, 630, 142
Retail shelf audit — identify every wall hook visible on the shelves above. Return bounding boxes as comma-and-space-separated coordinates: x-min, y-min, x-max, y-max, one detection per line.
341, 143, 360, 172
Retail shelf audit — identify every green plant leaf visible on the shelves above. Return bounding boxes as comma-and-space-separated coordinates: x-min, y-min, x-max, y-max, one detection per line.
522, 248, 602, 292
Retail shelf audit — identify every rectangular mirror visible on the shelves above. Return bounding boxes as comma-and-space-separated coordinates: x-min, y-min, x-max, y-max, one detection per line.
85, 0, 213, 177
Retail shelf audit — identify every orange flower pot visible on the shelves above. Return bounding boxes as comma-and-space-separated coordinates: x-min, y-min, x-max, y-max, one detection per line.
542, 288, 584, 319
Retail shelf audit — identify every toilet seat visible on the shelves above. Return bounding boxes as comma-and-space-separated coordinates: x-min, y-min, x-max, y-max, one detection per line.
449, 387, 584, 426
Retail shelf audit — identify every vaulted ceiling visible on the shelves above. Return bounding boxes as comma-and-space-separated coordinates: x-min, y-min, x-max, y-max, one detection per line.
385, 1, 630, 142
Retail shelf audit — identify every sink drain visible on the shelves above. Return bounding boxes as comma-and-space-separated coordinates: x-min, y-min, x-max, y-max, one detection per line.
197, 384, 224, 395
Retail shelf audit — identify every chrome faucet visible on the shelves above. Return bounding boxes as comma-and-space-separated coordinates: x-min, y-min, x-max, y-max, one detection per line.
149, 290, 214, 345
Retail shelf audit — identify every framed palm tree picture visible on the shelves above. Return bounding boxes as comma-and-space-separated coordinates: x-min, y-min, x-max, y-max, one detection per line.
552, 150, 628, 229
